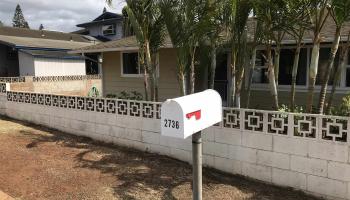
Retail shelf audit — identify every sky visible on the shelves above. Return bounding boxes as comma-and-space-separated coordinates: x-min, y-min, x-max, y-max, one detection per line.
0, 0, 126, 32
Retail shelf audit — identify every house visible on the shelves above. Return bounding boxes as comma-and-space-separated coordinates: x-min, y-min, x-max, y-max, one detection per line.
0, 26, 97, 77
71, 18, 350, 109
76, 11, 124, 42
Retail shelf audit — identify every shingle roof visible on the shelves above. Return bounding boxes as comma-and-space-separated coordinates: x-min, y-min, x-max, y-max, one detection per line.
70, 35, 173, 53
0, 35, 93, 50
77, 12, 123, 28
71, 16, 350, 53
0, 26, 91, 43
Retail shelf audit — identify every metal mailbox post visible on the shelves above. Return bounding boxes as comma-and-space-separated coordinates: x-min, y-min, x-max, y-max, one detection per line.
161, 89, 222, 200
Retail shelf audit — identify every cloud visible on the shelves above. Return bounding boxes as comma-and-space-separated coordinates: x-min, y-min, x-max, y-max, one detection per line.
0, 0, 126, 32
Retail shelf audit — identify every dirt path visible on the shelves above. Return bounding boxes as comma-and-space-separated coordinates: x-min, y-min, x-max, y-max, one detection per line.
0, 116, 321, 200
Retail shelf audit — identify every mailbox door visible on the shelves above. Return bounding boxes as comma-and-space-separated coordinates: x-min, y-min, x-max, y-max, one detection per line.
161, 101, 185, 139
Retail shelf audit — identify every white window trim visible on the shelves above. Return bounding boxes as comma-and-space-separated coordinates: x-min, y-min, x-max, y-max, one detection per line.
120, 51, 160, 78
120, 51, 143, 78
102, 24, 116, 36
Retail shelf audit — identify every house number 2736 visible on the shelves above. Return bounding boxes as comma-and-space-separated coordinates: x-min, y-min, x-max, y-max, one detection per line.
164, 119, 179, 129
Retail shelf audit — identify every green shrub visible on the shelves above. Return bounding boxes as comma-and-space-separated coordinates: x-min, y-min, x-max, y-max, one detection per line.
329, 94, 350, 116
106, 91, 143, 100
278, 104, 305, 114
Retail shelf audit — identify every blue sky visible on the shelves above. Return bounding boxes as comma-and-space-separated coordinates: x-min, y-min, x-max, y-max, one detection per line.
0, 0, 126, 32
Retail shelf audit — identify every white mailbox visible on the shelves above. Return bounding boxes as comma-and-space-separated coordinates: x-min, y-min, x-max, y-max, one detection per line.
161, 89, 222, 139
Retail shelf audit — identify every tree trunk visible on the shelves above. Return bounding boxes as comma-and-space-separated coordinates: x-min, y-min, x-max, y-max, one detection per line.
246, 47, 257, 108
209, 42, 216, 89
229, 52, 236, 107
139, 48, 150, 101
178, 71, 187, 96
274, 46, 280, 85
267, 45, 278, 110
290, 45, 301, 112
326, 46, 349, 114
307, 41, 320, 113
145, 40, 154, 101
317, 27, 341, 114
189, 47, 197, 94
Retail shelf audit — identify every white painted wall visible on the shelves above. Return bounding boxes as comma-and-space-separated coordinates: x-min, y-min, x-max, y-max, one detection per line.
2, 88, 350, 200
34, 58, 86, 76
18, 52, 35, 76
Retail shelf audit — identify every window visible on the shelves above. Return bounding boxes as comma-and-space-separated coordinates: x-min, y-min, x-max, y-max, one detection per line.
316, 48, 339, 85
252, 50, 269, 84
121, 52, 142, 76
252, 48, 307, 86
102, 24, 116, 36
278, 48, 307, 85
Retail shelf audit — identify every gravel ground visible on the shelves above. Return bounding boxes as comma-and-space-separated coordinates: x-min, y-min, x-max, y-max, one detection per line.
0, 116, 322, 200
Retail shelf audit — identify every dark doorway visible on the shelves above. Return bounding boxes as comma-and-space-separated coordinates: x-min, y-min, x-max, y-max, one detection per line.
85, 53, 99, 74
214, 53, 228, 102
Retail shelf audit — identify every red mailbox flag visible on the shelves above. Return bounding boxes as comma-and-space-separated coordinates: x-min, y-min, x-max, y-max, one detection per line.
186, 110, 201, 120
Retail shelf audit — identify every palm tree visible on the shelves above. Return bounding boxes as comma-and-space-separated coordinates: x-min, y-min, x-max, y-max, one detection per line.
317, 0, 350, 114
123, 0, 165, 101
254, 0, 289, 110
160, 0, 210, 95
227, 0, 252, 107
306, 0, 330, 113
326, 32, 350, 114
206, 0, 231, 90
245, 19, 262, 108
285, 0, 311, 111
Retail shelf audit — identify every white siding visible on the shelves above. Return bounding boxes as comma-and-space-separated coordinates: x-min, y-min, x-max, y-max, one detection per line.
33, 58, 86, 76
18, 51, 35, 76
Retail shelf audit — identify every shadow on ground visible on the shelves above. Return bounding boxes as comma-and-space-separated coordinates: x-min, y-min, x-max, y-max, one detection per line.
1, 116, 322, 200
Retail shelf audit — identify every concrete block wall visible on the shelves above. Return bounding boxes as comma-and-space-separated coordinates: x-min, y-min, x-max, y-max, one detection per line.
2, 89, 350, 199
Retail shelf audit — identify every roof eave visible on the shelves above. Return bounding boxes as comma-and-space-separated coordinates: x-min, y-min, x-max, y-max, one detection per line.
69, 44, 173, 54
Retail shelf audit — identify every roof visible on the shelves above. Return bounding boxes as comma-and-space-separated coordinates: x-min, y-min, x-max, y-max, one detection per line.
0, 26, 91, 43
70, 36, 173, 53
77, 12, 123, 28
20, 49, 84, 60
72, 16, 350, 54
0, 35, 93, 50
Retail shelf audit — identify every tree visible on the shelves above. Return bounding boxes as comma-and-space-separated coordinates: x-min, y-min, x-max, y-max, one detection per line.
317, 0, 350, 114
103, 7, 107, 13
160, 0, 210, 95
39, 24, 44, 30
326, 33, 350, 114
124, 0, 166, 101
285, 0, 312, 111
254, 0, 288, 110
227, 0, 252, 107
12, 4, 30, 29
306, 0, 330, 113
122, 6, 134, 37
0, 21, 3, 27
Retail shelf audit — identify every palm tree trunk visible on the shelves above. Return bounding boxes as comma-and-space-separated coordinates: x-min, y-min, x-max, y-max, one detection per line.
178, 70, 187, 96
229, 51, 236, 107
274, 46, 281, 85
290, 45, 301, 112
307, 41, 320, 113
318, 27, 341, 114
189, 47, 197, 94
152, 52, 159, 101
145, 40, 155, 101
209, 42, 216, 89
267, 45, 278, 110
246, 46, 257, 108
139, 48, 150, 101
326, 46, 349, 114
